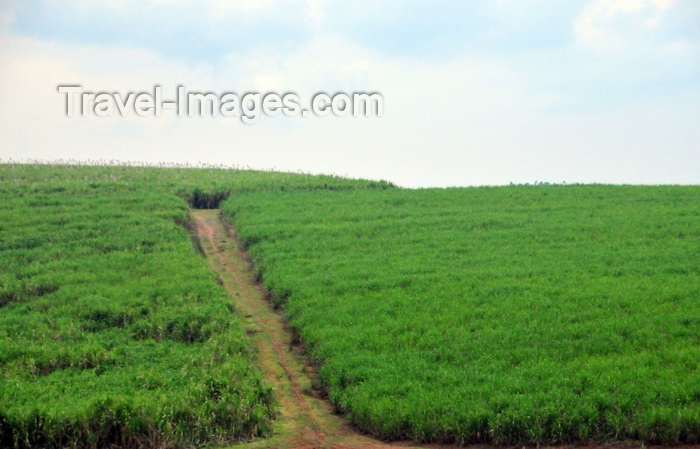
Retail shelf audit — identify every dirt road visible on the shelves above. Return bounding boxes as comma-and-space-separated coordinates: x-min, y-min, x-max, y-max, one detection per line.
193, 210, 427, 449
192, 210, 673, 449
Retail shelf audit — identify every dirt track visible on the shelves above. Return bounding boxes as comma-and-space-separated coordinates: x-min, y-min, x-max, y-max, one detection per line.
194, 210, 426, 448
192, 210, 684, 449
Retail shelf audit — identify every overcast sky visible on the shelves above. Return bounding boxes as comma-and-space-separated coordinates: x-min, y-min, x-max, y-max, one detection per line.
0, 0, 698, 187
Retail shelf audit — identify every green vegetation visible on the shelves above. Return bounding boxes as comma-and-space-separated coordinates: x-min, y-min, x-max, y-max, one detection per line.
0, 163, 390, 448
3, 163, 697, 447
222, 186, 700, 445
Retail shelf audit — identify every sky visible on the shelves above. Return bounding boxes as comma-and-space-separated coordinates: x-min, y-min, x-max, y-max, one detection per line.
0, 0, 698, 187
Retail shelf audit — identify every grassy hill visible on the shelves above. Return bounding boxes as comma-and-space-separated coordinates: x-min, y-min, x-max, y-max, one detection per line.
1, 163, 697, 447
222, 185, 699, 445
0, 163, 389, 448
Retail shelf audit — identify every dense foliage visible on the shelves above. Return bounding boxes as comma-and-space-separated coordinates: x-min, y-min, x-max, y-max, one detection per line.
223, 186, 700, 445
0, 163, 388, 448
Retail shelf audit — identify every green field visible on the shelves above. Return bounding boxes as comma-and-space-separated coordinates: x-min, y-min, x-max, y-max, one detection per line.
222, 186, 700, 445
2, 164, 698, 447
0, 164, 387, 448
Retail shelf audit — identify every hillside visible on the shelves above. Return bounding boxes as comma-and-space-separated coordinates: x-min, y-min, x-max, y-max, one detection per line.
0, 163, 389, 448
1, 163, 697, 447
222, 185, 700, 445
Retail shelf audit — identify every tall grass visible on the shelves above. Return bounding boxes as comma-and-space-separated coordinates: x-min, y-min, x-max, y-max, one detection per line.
222, 185, 700, 445
0, 163, 390, 448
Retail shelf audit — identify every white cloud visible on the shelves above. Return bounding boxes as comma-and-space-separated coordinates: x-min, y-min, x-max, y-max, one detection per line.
575, 0, 677, 50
